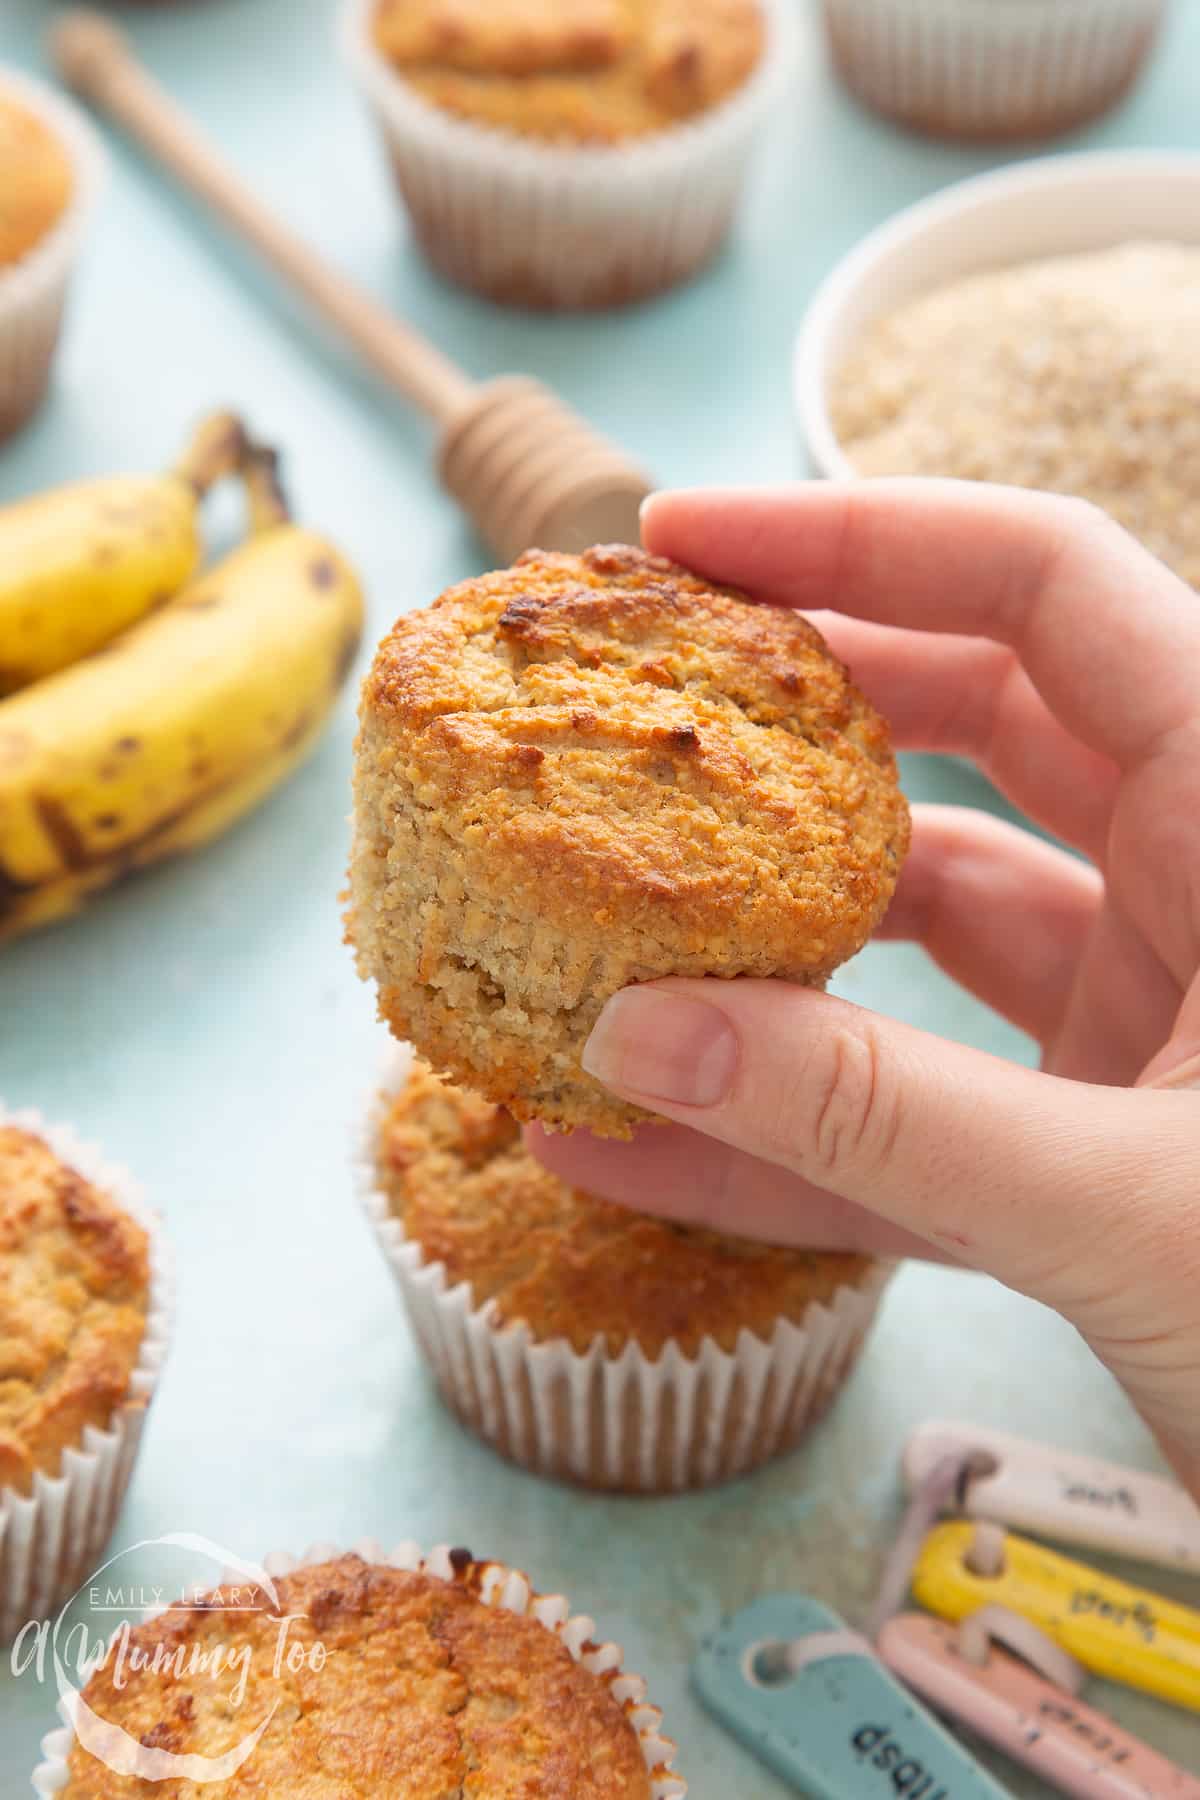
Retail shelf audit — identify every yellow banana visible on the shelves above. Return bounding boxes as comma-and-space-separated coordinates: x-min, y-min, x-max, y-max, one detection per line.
0, 445, 364, 942
2, 713, 333, 940
0, 411, 247, 695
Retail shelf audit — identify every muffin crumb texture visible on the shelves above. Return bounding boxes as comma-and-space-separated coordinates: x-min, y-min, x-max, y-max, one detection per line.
0, 95, 73, 267
833, 242, 1200, 589
372, 0, 766, 141
378, 1058, 874, 1356
0, 1125, 149, 1497
350, 545, 909, 1137
61, 1553, 655, 1798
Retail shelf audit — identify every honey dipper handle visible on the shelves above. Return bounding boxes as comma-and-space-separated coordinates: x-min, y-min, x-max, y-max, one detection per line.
53, 10, 477, 425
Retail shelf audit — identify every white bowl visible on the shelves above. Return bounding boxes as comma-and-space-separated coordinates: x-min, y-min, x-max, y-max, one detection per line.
795, 150, 1200, 481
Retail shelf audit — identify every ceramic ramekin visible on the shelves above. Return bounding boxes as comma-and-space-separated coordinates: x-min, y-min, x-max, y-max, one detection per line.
795, 150, 1200, 483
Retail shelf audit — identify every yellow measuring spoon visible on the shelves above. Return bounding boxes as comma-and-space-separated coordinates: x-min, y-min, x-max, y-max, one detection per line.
912, 1520, 1200, 1713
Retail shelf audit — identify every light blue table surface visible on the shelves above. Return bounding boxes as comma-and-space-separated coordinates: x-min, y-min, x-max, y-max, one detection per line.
1, 1, 1198, 1792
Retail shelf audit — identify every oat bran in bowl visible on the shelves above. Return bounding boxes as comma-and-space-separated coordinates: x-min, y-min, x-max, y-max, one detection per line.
797, 153, 1200, 590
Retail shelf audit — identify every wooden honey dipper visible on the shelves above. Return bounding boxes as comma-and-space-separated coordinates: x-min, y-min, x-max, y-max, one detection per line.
53, 10, 652, 564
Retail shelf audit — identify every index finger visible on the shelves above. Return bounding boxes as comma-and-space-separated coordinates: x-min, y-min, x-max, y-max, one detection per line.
641, 480, 1200, 771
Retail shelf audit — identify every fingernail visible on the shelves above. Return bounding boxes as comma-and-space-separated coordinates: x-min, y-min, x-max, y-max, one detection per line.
582, 989, 738, 1108
638, 491, 661, 527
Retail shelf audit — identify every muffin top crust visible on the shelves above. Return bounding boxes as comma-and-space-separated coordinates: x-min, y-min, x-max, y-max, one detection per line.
0, 94, 73, 267
60, 1552, 655, 1798
0, 1125, 150, 1497
376, 1059, 874, 1356
350, 544, 909, 1137
371, 0, 766, 143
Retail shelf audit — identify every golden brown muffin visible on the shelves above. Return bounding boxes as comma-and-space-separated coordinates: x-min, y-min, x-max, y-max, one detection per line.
372, 0, 766, 143
350, 544, 909, 1138
59, 1552, 657, 1798
378, 1058, 875, 1356
0, 1125, 150, 1497
0, 95, 73, 268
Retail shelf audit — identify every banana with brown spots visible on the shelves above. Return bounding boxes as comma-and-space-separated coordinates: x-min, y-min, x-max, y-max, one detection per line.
0, 412, 248, 695
0, 442, 364, 941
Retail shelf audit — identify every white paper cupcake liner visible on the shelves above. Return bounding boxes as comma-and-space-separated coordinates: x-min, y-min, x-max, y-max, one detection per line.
33, 1539, 687, 1797
0, 70, 105, 439
341, 0, 795, 308
821, 0, 1163, 140
0, 1106, 173, 1649
361, 1047, 893, 1493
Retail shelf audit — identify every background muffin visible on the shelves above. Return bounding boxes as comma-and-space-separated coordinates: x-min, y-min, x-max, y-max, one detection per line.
820, 0, 1164, 142
372, 0, 765, 142
364, 1055, 893, 1491
350, 544, 909, 1139
342, 0, 791, 307
0, 96, 72, 269
0, 1123, 148, 1497
0, 1111, 170, 1644
41, 1547, 683, 1799
0, 72, 102, 440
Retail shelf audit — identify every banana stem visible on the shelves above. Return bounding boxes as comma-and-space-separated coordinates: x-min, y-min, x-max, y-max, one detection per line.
173, 410, 250, 497
241, 439, 294, 537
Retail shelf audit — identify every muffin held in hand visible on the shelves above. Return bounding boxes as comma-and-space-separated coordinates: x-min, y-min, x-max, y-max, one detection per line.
350, 545, 909, 1138
0, 1115, 170, 1645
47, 1549, 681, 1799
365, 1057, 892, 1490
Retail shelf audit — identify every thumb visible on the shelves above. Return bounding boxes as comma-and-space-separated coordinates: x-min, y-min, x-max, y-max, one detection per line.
581, 980, 1199, 1319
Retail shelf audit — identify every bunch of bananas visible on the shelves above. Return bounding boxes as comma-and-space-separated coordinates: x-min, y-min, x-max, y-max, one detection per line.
0, 414, 364, 943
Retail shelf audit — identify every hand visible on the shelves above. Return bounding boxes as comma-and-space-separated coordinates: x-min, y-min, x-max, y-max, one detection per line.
530, 480, 1200, 1498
